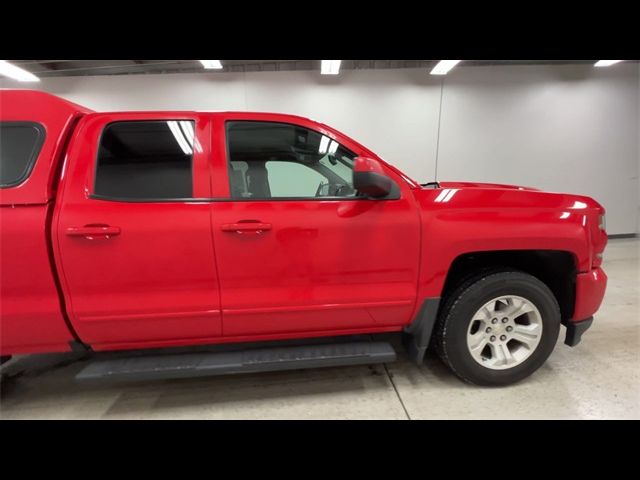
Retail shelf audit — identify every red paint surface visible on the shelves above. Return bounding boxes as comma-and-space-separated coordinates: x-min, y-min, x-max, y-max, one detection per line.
0, 91, 608, 355
52, 113, 222, 349
1, 91, 91, 353
573, 268, 608, 321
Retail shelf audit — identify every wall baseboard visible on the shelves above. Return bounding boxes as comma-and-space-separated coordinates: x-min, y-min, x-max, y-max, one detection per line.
608, 233, 638, 239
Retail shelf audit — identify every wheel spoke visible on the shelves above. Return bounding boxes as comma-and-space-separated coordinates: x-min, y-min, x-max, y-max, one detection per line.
472, 306, 491, 322
506, 298, 534, 318
490, 342, 514, 366
469, 336, 489, 363
494, 298, 509, 314
469, 335, 489, 353
511, 324, 541, 347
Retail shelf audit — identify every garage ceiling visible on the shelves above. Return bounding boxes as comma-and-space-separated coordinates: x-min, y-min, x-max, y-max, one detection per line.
7, 60, 622, 78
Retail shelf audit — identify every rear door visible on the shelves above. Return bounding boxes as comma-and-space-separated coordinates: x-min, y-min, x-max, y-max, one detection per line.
54, 113, 222, 350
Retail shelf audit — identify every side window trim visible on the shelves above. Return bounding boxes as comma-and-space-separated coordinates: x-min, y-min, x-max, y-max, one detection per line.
86, 195, 371, 203
0, 121, 46, 188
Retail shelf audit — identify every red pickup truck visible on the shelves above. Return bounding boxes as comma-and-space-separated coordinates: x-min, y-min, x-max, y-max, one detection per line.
0, 90, 608, 386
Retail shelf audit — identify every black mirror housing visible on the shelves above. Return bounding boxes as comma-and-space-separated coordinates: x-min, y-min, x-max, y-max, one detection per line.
353, 156, 399, 199
354, 171, 393, 197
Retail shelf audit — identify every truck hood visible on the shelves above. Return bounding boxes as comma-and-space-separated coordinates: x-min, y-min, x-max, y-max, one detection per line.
437, 181, 540, 191
417, 181, 604, 214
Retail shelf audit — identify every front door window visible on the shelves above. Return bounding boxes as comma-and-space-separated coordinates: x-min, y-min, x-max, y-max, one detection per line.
226, 121, 357, 200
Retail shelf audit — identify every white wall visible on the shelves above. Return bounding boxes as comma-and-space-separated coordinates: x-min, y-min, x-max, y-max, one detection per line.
2, 64, 638, 234
437, 64, 639, 237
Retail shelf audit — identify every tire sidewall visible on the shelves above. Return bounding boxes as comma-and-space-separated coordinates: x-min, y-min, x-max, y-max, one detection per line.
442, 272, 560, 386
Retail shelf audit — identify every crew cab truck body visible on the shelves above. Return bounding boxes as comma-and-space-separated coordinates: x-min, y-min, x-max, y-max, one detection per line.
0, 90, 608, 385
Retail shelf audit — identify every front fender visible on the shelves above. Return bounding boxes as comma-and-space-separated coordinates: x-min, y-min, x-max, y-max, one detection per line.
413, 187, 600, 303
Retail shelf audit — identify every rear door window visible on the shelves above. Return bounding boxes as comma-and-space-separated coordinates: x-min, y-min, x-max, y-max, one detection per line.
0, 122, 46, 188
94, 120, 194, 200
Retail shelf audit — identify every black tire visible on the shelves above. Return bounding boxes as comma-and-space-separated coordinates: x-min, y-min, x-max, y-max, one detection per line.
434, 270, 560, 386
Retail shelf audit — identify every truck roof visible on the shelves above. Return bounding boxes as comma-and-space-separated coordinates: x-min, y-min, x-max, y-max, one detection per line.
0, 90, 93, 205
85, 110, 323, 127
0, 89, 317, 123
1, 90, 417, 198
0, 89, 93, 118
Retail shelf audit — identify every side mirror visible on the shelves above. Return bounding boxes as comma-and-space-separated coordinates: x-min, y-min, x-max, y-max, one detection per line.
353, 156, 396, 198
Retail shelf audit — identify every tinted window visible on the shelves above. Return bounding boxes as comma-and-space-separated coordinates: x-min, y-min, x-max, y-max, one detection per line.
266, 161, 326, 197
0, 122, 45, 188
227, 121, 357, 199
95, 121, 194, 200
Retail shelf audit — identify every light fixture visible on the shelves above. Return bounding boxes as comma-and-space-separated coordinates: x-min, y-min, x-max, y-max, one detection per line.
0, 60, 40, 82
321, 60, 341, 75
178, 120, 202, 153
167, 121, 193, 155
178, 120, 195, 146
199, 60, 223, 69
594, 60, 623, 67
318, 135, 330, 154
430, 60, 461, 75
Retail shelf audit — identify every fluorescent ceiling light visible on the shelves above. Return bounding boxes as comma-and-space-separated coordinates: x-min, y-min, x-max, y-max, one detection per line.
200, 60, 223, 69
318, 135, 330, 154
178, 120, 195, 147
430, 60, 461, 75
167, 121, 193, 155
321, 60, 341, 75
176, 120, 203, 153
594, 60, 623, 67
0, 60, 40, 82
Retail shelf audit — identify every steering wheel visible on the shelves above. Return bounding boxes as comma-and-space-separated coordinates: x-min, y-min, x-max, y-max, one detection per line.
315, 181, 355, 197
334, 184, 355, 197
315, 181, 328, 197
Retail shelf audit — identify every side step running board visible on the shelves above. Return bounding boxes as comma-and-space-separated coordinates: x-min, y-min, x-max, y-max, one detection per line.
75, 341, 396, 382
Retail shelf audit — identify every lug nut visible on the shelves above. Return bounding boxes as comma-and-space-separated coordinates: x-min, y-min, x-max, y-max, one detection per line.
502, 318, 508, 323
486, 327, 492, 333
491, 318, 498, 324
506, 326, 513, 332
490, 336, 496, 342
500, 335, 507, 341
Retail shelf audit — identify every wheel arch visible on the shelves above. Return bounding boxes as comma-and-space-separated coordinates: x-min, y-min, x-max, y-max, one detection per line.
441, 250, 578, 323
405, 249, 578, 365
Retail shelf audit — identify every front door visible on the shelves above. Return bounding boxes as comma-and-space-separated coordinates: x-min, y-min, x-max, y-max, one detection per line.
210, 116, 421, 337
55, 113, 222, 349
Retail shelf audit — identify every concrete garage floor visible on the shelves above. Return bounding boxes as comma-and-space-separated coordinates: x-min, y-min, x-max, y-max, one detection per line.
1, 239, 638, 420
